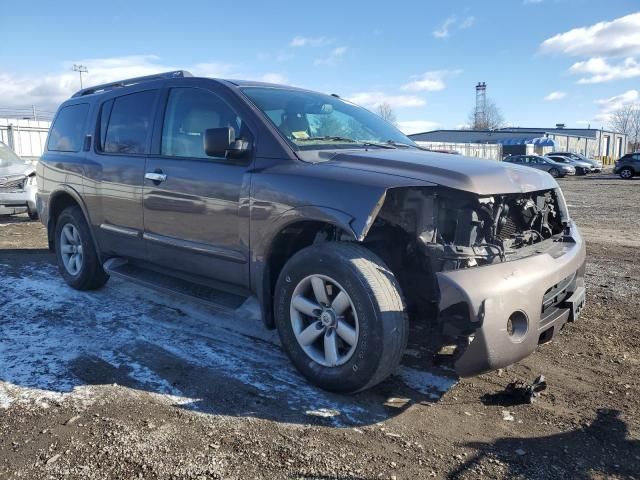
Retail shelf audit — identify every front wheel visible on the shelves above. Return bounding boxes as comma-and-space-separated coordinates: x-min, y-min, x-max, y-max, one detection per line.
274, 242, 408, 393
548, 168, 560, 178
620, 167, 634, 179
55, 206, 109, 290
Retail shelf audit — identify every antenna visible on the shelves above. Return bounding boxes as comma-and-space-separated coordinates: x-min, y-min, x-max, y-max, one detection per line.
475, 82, 487, 129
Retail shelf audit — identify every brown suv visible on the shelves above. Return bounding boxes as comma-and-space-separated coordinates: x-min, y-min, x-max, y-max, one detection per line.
37, 71, 586, 393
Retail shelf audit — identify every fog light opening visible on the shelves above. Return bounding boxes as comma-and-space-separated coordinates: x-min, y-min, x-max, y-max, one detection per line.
507, 311, 528, 342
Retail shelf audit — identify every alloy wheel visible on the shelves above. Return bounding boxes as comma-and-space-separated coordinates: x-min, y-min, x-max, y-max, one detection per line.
289, 274, 359, 367
60, 223, 84, 276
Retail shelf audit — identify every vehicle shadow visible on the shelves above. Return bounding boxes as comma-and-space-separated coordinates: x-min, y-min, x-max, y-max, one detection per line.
0, 257, 457, 427
448, 408, 639, 479
0, 213, 35, 224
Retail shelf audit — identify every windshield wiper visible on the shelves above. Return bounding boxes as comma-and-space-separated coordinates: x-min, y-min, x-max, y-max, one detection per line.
295, 136, 404, 150
385, 140, 416, 149
296, 136, 358, 143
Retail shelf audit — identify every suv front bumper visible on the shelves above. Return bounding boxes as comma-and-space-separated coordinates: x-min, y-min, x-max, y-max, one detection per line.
0, 184, 37, 215
437, 221, 586, 377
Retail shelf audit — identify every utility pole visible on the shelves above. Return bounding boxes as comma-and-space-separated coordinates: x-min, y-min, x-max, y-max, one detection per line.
73, 64, 88, 88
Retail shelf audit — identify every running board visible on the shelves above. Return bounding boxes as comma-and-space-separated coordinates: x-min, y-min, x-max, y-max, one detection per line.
103, 258, 248, 313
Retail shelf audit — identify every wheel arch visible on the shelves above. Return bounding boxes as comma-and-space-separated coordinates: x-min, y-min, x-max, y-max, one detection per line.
255, 206, 360, 329
47, 186, 99, 256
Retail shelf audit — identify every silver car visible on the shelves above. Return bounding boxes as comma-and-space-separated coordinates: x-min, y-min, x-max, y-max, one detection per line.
546, 155, 593, 175
0, 141, 38, 219
503, 154, 576, 178
548, 151, 603, 172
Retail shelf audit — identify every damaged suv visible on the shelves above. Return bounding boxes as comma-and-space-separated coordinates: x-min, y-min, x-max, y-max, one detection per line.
38, 71, 586, 393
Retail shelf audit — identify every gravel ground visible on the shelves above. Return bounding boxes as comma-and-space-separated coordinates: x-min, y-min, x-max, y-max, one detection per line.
0, 175, 638, 479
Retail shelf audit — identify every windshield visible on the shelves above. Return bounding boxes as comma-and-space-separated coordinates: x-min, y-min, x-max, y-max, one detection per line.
0, 142, 25, 168
241, 87, 417, 150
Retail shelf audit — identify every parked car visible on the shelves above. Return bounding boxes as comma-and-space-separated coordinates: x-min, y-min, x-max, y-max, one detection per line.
546, 154, 593, 175
548, 151, 603, 173
0, 141, 38, 219
38, 71, 586, 393
503, 154, 576, 177
614, 152, 640, 179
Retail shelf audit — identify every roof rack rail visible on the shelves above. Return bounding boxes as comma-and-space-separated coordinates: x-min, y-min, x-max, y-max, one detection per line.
71, 70, 193, 97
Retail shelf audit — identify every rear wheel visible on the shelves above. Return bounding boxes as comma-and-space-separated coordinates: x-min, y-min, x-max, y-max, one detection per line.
548, 168, 560, 178
620, 167, 634, 179
274, 242, 408, 393
55, 206, 109, 290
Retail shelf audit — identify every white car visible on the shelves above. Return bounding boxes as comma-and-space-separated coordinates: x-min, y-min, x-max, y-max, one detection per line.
0, 141, 38, 219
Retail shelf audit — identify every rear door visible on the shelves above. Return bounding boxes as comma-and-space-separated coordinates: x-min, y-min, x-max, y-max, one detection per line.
142, 84, 253, 287
83, 89, 159, 259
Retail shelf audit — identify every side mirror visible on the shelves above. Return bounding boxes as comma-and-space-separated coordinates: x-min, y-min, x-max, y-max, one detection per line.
204, 127, 250, 159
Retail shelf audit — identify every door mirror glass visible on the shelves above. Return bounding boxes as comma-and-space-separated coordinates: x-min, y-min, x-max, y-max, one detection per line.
204, 127, 250, 158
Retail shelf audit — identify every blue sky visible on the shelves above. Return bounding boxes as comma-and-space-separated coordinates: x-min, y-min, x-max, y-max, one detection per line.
2, 0, 639, 133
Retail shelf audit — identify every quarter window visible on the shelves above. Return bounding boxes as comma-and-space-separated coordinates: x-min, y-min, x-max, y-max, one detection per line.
103, 90, 156, 154
161, 88, 244, 159
47, 104, 89, 152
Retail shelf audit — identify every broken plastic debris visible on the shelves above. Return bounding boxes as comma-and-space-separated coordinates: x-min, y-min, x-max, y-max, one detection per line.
505, 375, 547, 404
305, 408, 341, 418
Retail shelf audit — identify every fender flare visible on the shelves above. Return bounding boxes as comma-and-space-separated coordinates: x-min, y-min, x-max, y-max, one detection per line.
48, 185, 101, 259
253, 203, 380, 329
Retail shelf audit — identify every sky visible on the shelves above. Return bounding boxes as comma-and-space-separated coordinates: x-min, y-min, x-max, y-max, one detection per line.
1, 0, 639, 134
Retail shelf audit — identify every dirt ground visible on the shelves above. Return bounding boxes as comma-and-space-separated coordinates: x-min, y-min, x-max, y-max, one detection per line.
0, 175, 638, 480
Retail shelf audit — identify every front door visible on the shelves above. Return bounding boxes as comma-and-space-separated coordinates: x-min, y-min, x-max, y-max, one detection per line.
142, 86, 252, 287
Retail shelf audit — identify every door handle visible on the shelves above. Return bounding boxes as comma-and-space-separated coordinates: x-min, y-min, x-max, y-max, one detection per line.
145, 172, 167, 183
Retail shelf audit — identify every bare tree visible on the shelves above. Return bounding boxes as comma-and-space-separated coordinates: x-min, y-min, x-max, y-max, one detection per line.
376, 102, 397, 125
466, 98, 505, 130
608, 103, 640, 151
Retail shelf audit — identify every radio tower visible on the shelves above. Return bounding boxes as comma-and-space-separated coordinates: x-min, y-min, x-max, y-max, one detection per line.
475, 82, 487, 129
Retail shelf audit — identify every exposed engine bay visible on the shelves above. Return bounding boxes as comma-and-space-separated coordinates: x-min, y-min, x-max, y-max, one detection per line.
362, 186, 568, 316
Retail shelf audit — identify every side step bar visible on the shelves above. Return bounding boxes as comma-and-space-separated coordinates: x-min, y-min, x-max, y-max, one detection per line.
103, 258, 248, 313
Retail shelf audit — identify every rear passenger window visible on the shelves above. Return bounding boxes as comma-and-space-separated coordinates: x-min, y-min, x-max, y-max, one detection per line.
47, 104, 89, 152
103, 90, 156, 154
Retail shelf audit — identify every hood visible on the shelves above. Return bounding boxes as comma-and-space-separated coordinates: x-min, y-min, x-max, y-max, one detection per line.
0, 163, 33, 179
311, 149, 558, 195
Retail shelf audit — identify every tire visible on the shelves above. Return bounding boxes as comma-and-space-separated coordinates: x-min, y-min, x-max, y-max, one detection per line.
274, 242, 408, 394
548, 168, 560, 178
27, 207, 38, 221
620, 167, 634, 179
54, 206, 109, 290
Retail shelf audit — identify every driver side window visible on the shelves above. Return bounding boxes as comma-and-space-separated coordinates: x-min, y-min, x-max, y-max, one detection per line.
161, 88, 244, 159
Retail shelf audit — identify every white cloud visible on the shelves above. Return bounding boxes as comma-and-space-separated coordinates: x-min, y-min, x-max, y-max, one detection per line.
433, 16, 456, 38
347, 91, 426, 109
314, 46, 348, 67
433, 15, 476, 38
459, 16, 476, 29
396, 120, 439, 135
569, 56, 640, 84
540, 12, 640, 57
289, 36, 333, 48
594, 89, 639, 122
401, 69, 462, 92
0, 55, 280, 111
259, 73, 288, 84
544, 91, 567, 101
